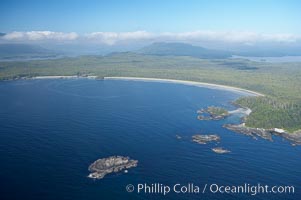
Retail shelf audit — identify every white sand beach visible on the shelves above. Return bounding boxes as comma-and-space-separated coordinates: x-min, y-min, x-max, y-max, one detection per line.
32, 75, 98, 79
29, 75, 264, 97
104, 77, 264, 97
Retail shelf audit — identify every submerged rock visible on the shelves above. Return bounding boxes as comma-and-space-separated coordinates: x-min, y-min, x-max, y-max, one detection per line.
192, 134, 220, 144
88, 156, 138, 179
212, 147, 231, 154
175, 134, 182, 139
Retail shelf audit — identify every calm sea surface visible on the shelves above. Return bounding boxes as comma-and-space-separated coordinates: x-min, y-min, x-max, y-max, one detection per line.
0, 79, 300, 200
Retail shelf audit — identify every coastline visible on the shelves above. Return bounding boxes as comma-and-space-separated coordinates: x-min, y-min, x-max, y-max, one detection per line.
104, 77, 265, 97
104, 76, 301, 144
7, 75, 301, 143
32, 75, 98, 79
15, 75, 264, 97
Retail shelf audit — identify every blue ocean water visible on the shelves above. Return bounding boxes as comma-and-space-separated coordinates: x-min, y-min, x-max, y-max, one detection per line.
0, 79, 300, 200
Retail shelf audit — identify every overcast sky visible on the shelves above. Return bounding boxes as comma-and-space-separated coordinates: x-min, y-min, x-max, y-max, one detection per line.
1, 0, 300, 46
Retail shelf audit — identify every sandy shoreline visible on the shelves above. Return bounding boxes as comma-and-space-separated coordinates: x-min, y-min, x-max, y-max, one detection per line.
26, 75, 264, 96
104, 77, 264, 97
33, 75, 98, 79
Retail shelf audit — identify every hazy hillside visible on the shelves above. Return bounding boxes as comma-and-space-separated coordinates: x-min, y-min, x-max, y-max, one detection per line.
137, 42, 232, 59
0, 43, 58, 60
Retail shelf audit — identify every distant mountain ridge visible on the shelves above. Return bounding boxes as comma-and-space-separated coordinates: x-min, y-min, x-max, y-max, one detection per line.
0, 43, 54, 55
1, 42, 301, 60
0, 43, 59, 60
137, 42, 232, 59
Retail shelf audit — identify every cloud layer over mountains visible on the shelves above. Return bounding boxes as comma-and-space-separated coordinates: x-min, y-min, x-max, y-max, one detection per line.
1, 30, 301, 46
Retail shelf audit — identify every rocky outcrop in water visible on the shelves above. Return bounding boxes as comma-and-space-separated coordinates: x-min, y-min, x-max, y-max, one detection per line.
212, 147, 231, 154
223, 124, 301, 145
272, 130, 301, 146
192, 134, 220, 144
197, 106, 229, 121
192, 135, 232, 153
88, 156, 138, 179
223, 124, 273, 141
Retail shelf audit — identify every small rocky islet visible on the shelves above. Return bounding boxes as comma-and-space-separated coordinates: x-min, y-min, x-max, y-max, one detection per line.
197, 106, 229, 121
191, 106, 240, 153
88, 156, 138, 179
211, 147, 231, 154
192, 134, 230, 154
192, 134, 220, 144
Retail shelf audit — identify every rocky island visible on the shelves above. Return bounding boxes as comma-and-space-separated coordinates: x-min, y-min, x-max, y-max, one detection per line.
192, 134, 220, 144
88, 156, 138, 179
212, 147, 231, 154
197, 106, 229, 120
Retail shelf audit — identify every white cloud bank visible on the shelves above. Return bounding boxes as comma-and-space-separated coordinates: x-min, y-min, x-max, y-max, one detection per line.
3, 31, 78, 41
85, 31, 153, 45
160, 31, 300, 43
2, 30, 301, 45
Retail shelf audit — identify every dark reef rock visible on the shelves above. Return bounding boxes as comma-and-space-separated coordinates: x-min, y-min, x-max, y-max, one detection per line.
192, 134, 220, 144
88, 156, 138, 179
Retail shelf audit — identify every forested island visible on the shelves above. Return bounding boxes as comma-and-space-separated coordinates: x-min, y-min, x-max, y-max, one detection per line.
197, 106, 229, 120
0, 49, 301, 134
